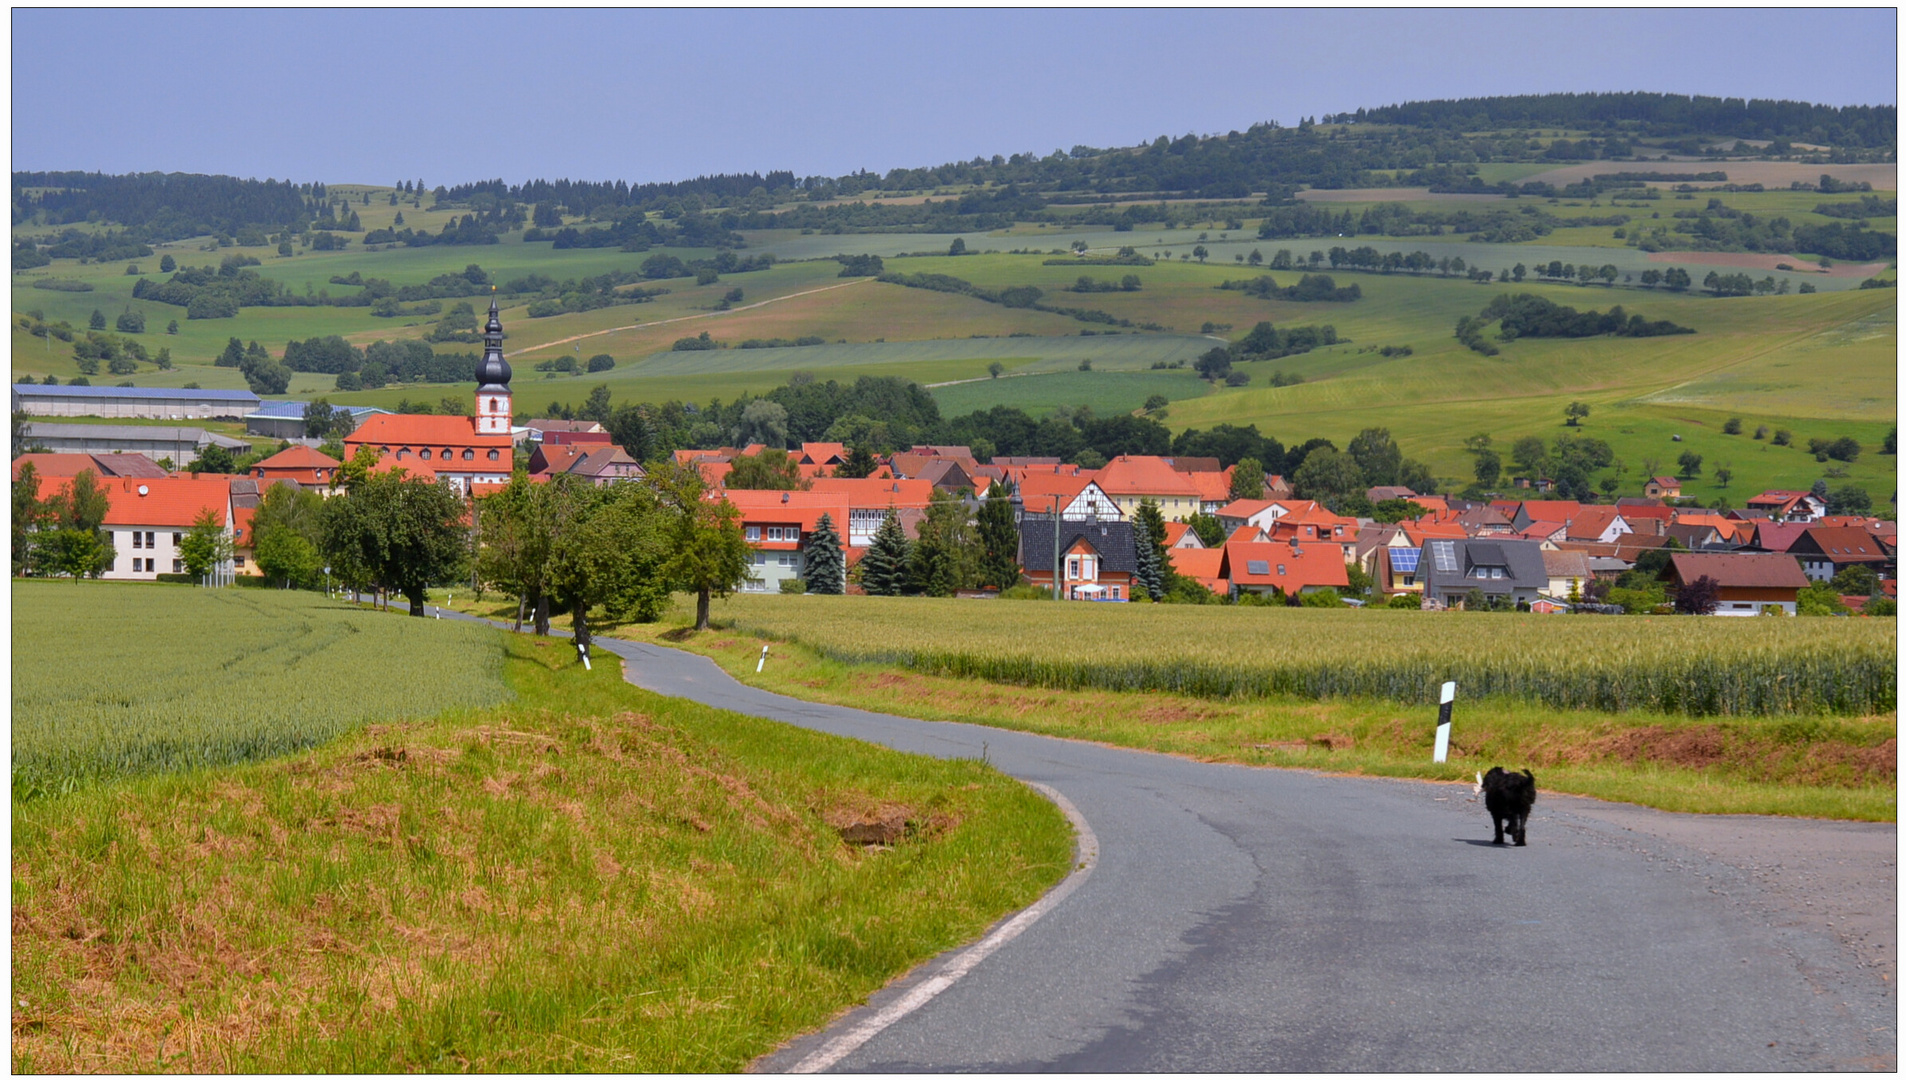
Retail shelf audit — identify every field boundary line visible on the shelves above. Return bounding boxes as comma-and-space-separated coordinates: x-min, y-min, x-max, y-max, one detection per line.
923, 370, 1055, 389
504, 277, 874, 358
784, 780, 1099, 1073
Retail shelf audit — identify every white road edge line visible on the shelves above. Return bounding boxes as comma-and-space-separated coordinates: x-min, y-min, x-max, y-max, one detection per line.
787, 781, 1100, 1074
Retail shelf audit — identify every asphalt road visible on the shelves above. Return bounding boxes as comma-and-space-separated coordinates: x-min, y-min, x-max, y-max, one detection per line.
538, 626, 1896, 1071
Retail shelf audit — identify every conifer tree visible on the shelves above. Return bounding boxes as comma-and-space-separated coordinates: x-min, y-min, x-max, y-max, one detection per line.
803, 512, 846, 595
861, 507, 911, 596
1131, 516, 1163, 601
1133, 498, 1175, 597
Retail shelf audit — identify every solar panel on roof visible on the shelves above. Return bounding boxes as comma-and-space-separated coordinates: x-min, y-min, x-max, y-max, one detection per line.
1431, 541, 1458, 573
1246, 560, 1270, 576
1390, 548, 1421, 573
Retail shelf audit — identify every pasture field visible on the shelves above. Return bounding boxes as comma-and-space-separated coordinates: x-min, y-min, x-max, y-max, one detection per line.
10, 625, 1073, 1072
10, 583, 511, 793
701, 594, 1895, 717
929, 367, 1212, 419
592, 598, 1894, 821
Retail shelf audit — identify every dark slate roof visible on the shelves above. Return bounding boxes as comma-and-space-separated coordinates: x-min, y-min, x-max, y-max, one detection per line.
1424, 538, 1549, 594
1017, 519, 1139, 574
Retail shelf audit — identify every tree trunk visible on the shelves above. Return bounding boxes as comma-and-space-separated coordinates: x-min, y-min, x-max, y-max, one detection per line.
573, 602, 591, 658
513, 595, 525, 633
407, 588, 426, 617
533, 594, 550, 637
696, 588, 712, 630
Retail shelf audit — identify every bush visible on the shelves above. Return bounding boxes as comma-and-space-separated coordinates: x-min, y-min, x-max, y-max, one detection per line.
672, 331, 719, 351
999, 584, 1052, 600
778, 578, 808, 594
586, 354, 615, 373
1386, 593, 1424, 609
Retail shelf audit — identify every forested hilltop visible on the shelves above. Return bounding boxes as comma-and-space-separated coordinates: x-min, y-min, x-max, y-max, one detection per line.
15, 92, 1894, 246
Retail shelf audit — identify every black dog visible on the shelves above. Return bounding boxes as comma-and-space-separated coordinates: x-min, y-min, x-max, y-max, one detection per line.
1476, 767, 1537, 846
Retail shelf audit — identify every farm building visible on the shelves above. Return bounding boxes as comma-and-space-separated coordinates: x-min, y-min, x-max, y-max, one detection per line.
12, 452, 169, 480
10, 383, 259, 421
1666, 552, 1810, 615
242, 401, 390, 440
19, 422, 249, 466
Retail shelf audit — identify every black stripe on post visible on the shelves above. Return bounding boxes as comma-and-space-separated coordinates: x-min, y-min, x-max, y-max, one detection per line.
1437, 701, 1453, 727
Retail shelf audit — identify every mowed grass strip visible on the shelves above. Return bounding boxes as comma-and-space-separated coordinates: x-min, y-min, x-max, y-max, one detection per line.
11, 583, 511, 794
10, 631, 1073, 1072
698, 594, 1895, 718
603, 607, 1894, 822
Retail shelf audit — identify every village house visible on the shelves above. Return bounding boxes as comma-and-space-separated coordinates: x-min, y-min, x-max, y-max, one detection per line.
527, 443, 645, 486
1746, 490, 1827, 523
37, 474, 235, 580
1667, 552, 1809, 615
1540, 549, 1593, 600
1092, 455, 1206, 522
1015, 473, 1123, 521
250, 445, 342, 488
1166, 546, 1227, 595
1420, 538, 1549, 609
1786, 526, 1894, 582
1221, 538, 1350, 599
808, 476, 936, 546
722, 489, 853, 592
1643, 476, 1682, 500
1018, 519, 1138, 601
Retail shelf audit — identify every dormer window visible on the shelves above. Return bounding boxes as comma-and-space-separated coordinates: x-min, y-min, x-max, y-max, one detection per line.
420, 449, 432, 460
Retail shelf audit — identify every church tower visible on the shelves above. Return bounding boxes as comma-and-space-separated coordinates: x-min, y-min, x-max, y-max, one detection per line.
474, 293, 513, 436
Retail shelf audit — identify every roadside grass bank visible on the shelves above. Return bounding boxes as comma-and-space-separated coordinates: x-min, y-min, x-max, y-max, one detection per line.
11, 614, 1074, 1071
588, 598, 1895, 822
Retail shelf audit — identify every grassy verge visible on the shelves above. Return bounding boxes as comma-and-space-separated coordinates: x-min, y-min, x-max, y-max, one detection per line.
11, 630, 1074, 1072
571, 598, 1895, 823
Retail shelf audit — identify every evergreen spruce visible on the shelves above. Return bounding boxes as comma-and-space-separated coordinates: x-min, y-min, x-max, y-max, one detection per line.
1132, 516, 1163, 600
803, 512, 846, 595
1133, 498, 1175, 596
861, 508, 910, 595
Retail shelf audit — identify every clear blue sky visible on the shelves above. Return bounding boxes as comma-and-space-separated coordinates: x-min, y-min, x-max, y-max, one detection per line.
12, 8, 1897, 187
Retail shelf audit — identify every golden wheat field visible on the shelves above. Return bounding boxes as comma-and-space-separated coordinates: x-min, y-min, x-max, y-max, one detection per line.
711, 594, 1896, 716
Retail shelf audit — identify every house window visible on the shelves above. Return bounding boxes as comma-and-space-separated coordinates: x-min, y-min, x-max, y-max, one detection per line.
777, 553, 798, 567
420, 449, 432, 460
463, 449, 475, 460
487, 449, 500, 460
172, 533, 182, 546
745, 526, 761, 541
754, 552, 768, 565
1067, 557, 1080, 580
1277, 565, 1286, 575
396, 448, 410, 459
132, 532, 143, 549
1111, 586, 1121, 599
173, 559, 183, 573
234, 557, 246, 568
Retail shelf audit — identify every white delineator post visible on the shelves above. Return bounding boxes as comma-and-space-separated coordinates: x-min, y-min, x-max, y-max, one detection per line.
1433, 680, 1456, 763
756, 644, 770, 673
577, 640, 591, 671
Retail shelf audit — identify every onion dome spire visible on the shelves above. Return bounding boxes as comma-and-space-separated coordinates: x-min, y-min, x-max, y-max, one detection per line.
476, 287, 511, 391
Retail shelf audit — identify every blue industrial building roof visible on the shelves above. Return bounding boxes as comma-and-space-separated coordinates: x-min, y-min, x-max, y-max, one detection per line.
12, 384, 259, 402
245, 400, 389, 419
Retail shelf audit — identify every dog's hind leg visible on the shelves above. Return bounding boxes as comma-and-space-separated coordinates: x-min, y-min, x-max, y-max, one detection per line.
1513, 815, 1528, 846
1492, 814, 1506, 845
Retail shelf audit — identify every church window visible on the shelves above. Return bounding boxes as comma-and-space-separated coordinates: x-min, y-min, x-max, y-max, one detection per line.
420, 449, 432, 460
463, 449, 475, 460
487, 449, 500, 460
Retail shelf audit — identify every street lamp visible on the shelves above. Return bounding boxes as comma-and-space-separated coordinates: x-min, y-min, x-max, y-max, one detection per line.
323, 564, 331, 598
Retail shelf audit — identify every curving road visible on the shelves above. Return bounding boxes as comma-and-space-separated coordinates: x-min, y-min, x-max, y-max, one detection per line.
537, 626, 1897, 1071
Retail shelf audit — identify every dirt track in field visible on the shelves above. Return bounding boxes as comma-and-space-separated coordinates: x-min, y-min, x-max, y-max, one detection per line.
1518, 161, 1897, 191
1645, 251, 1890, 276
